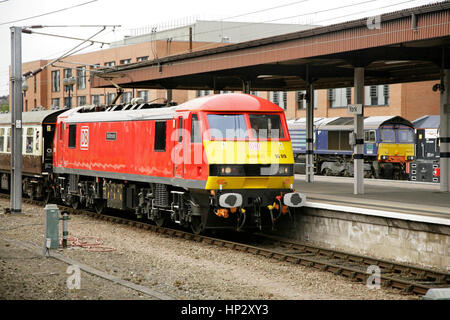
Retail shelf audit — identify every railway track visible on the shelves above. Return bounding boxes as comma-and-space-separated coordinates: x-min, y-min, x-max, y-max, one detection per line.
6, 195, 449, 296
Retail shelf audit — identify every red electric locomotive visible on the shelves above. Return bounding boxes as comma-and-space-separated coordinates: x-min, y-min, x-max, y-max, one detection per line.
52, 93, 305, 233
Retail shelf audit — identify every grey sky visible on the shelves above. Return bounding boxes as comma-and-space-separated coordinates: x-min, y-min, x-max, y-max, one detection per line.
0, 0, 440, 97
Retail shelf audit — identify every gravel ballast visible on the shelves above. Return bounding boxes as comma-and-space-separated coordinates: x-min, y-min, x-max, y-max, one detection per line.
0, 198, 417, 300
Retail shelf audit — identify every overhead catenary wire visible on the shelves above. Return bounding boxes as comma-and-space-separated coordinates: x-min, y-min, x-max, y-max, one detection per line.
0, 0, 99, 26
105, 0, 426, 69
172, 0, 423, 56
22, 26, 109, 79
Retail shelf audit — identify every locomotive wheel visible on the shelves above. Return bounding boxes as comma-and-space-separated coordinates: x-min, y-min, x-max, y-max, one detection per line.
155, 215, 167, 228
94, 199, 106, 215
71, 197, 80, 210
44, 189, 52, 204
190, 216, 205, 235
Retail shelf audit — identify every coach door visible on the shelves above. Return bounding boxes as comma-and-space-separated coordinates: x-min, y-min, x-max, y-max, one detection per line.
174, 116, 184, 178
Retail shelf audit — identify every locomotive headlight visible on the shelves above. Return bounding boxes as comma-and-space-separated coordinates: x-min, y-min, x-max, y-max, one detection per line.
407, 156, 415, 161
274, 164, 293, 176
212, 165, 245, 176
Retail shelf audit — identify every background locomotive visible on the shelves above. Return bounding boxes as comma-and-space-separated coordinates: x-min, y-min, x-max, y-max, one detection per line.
0, 94, 305, 234
410, 115, 440, 183
287, 116, 416, 179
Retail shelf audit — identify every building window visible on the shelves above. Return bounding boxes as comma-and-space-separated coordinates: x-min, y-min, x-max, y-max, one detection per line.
120, 92, 132, 104
64, 97, 72, 108
346, 87, 352, 105
68, 124, 77, 148
77, 96, 86, 106
77, 67, 86, 90
370, 85, 378, 105
329, 88, 352, 108
328, 89, 335, 105
137, 90, 148, 103
52, 98, 60, 108
137, 56, 149, 62
104, 61, 115, 67
249, 91, 258, 96
383, 85, 389, 105
196, 90, 210, 97
154, 121, 166, 151
296, 91, 306, 109
63, 68, 74, 92
34, 76, 37, 93
120, 58, 131, 65
270, 91, 287, 110
64, 68, 72, 78
52, 70, 60, 92
91, 95, 100, 105
106, 93, 116, 104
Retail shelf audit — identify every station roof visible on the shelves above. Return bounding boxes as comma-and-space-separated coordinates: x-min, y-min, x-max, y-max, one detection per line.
92, 2, 450, 92
412, 115, 441, 129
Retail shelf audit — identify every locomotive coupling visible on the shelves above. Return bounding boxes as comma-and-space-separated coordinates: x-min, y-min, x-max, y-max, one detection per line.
219, 193, 243, 208
283, 192, 306, 207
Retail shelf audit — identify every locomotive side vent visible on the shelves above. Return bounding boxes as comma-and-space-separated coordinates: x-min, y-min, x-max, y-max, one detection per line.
154, 183, 169, 207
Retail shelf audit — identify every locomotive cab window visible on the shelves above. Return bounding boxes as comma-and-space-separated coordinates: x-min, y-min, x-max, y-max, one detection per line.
380, 127, 395, 143
398, 127, 415, 143
191, 114, 201, 143
178, 117, 183, 142
364, 130, 376, 143
207, 114, 248, 140
249, 114, 285, 139
60, 122, 63, 141
154, 121, 166, 151
68, 124, 77, 148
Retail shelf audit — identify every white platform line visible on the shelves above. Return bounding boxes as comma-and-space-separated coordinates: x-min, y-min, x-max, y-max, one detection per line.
305, 201, 450, 226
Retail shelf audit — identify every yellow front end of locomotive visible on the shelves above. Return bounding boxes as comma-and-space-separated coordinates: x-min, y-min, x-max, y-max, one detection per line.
203, 140, 295, 189
377, 143, 415, 162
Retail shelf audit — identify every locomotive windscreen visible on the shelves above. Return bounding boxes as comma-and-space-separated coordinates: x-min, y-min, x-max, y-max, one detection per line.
249, 114, 285, 139
207, 114, 248, 139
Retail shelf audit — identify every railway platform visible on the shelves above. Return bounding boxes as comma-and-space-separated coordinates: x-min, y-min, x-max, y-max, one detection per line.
289, 175, 449, 271
294, 175, 450, 221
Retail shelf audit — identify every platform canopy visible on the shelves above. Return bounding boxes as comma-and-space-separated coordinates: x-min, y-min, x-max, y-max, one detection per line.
91, 2, 450, 92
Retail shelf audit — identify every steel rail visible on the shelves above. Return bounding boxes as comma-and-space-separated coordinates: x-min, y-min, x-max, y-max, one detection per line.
6, 194, 448, 296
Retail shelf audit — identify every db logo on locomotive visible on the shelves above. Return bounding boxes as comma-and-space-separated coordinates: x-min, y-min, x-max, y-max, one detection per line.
80, 126, 89, 150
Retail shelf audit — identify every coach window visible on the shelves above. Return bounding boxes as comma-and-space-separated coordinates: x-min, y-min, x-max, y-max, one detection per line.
0, 128, 4, 152
6, 128, 10, 152
26, 128, 34, 154
68, 124, 77, 148
154, 121, 166, 151
191, 114, 201, 143
35, 129, 40, 153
